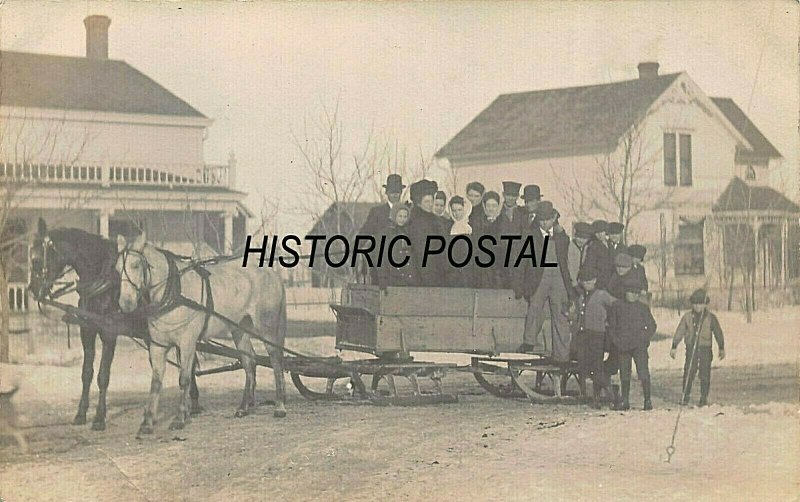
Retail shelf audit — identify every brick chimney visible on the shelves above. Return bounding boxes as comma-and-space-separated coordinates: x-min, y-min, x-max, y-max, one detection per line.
84, 15, 111, 60
637, 61, 660, 79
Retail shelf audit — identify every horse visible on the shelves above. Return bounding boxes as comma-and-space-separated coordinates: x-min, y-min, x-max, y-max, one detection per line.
115, 232, 287, 435
28, 219, 125, 431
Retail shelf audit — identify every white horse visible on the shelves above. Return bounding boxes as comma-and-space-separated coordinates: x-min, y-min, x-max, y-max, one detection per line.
115, 233, 287, 435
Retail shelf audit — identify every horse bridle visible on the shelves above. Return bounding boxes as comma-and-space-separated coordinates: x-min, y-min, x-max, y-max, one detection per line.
29, 236, 76, 300
118, 246, 154, 308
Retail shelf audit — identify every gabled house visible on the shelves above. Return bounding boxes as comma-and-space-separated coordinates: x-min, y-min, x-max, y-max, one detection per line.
306, 202, 374, 288
1, 15, 251, 311
435, 62, 798, 303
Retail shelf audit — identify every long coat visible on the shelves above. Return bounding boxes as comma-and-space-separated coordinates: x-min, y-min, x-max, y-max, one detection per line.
376, 224, 417, 288
608, 300, 657, 351
513, 227, 576, 301
472, 214, 506, 289
583, 238, 614, 289
360, 203, 391, 237
406, 205, 446, 286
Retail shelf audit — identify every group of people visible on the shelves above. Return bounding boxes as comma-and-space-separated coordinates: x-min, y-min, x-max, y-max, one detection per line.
360, 174, 727, 410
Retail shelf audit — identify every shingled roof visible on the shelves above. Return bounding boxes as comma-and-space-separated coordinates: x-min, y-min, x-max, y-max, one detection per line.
710, 97, 782, 159
435, 73, 681, 161
0, 51, 205, 118
308, 202, 375, 236
713, 177, 799, 213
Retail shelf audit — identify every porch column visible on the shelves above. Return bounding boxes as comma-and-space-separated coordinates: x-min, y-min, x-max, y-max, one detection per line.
780, 219, 787, 287
99, 208, 112, 238
224, 210, 234, 254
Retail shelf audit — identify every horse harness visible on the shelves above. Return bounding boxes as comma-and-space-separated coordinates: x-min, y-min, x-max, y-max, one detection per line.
123, 248, 217, 347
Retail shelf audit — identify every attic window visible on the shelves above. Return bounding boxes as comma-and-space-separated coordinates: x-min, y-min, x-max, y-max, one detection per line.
746, 165, 756, 181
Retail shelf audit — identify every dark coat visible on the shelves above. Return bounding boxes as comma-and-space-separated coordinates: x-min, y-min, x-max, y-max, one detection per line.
632, 264, 649, 292
498, 205, 529, 236
607, 300, 657, 351
406, 205, 446, 286
513, 227, 576, 301
468, 203, 486, 229
583, 238, 614, 289
472, 214, 506, 289
360, 203, 392, 237
376, 225, 417, 288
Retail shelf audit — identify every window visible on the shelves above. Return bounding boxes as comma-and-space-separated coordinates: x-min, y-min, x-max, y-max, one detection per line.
664, 132, 693, 186
679, 134, 692, 186
746, 165, 756, 181
675, 218, 705, 275
663, 133, 677, 186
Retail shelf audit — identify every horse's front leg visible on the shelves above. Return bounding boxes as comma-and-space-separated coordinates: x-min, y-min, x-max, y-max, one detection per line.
169, 343, 197, 430
138, 343, 168, 437
74, 327, 97, 425
92, 333, 118, 431
268, 346, 287, 418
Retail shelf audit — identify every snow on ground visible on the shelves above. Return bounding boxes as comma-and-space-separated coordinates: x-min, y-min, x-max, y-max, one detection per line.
0, 306, 797, 500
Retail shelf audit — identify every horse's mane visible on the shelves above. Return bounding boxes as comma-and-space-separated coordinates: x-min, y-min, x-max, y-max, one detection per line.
48, 228, 117, 268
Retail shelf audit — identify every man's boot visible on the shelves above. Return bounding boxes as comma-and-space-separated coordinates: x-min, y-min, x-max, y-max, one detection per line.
618, 380, 631, 410
642, 378, 652, 411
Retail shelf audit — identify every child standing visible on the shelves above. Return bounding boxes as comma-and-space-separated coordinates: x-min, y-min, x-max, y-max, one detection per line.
573, 266, 616, 408
670, 288, 726, 406
608, 275, 657, 410
377, 205, 416, 289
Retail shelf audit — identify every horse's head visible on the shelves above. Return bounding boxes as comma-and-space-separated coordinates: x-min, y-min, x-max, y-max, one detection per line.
28, 218, 70, 300
115, 233, 150, 313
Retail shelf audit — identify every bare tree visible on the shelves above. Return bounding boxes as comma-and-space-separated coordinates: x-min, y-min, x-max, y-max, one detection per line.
550, 107, 674, 244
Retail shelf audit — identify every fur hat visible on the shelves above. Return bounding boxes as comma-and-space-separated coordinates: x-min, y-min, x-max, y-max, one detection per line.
578, 265, 598, 282
574, 222, 593, 239
607, 222, 624, 235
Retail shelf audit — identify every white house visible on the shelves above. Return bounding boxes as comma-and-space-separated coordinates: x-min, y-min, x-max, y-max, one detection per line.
1, 15, 251, 311
435, 62, 799, 305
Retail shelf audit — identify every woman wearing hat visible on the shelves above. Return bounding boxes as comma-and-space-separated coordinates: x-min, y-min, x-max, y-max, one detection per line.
406, 179, 446, 287
472, 190, 504, 288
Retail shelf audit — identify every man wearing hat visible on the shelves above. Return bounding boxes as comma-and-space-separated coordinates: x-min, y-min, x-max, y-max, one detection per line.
514, 201, 576, 361
607, 222, 625, 255
670, 288, 726, 406
361, 174, 405, 236
583, 219, 614, 289
568, 222, 592, 289
361, 174, 406, 283
498, 181, 527, 234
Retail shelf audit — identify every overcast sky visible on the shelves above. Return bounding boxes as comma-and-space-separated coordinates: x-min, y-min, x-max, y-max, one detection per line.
2, 1, 797, 232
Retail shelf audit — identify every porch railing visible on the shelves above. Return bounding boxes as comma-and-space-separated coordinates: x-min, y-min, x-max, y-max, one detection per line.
0, 161, 230, 188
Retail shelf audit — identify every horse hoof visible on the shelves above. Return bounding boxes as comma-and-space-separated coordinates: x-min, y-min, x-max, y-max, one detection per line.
273, 409, 287, 419
168, 420, 185, 431
73, 415, 87, 426
190, 406, 205, 417
136, 425, 153, 437
234, 409, 248, 418
91, 421, 106, 431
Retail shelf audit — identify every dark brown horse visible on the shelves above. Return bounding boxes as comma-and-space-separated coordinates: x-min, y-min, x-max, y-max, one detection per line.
27, 219, 174, 430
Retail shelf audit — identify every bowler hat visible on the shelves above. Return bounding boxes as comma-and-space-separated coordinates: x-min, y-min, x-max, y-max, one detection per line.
629, 244, 647, 260
574, 222, 593, 239
608, 222, 624, 235
614, 253, 633, 267
522, 185, 542, 201
502, 181, 522, 196
535, 200, 557, 220
689, 288, 710, 305
591, 220, 608, 234
383, 174, 405, 193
